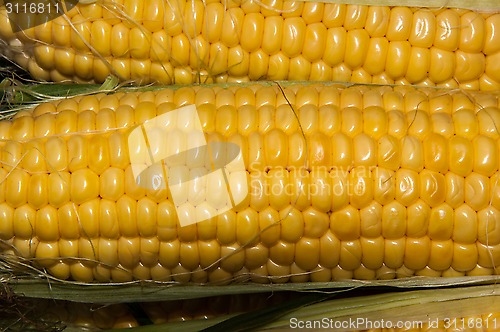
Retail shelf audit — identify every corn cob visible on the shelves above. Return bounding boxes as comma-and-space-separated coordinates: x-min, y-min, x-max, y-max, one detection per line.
0, 1, 499, 89
55, 293, 291, 328
22, 297, 500, 332
6, 292, 500, 331
1, 83, 500, 283
0, 293, 294, 330
0, 298, 139, 330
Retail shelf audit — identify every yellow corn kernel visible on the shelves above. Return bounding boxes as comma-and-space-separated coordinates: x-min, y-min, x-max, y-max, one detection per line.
404, 236, 431, 270
460, 12, 485, 53
303, 23, 327, 63
386, 7, 412, 41
409, 10, 436, 48
118, 237, 140, 269
423, 133, 448, 174
477, 207, 500, 245
364, 38, 389, 77
428, 203, 454, 240
401, 136, 424, 172
331, 205, 360, 241
241, 13, 265, 53
431, 113, 454, 139
349, 166, 374, 209
386, 41, 411, 80
429, 48, 456, 83
453, 243, 478, 272
339, 240, 362, 271
477, 242, 500, 268
35, 241, 59, 268
220, 244, 244, 273
345, 28, 370, 69
384, 238, 404, 269
474, 135, 498, 176
259, 207, 280, 246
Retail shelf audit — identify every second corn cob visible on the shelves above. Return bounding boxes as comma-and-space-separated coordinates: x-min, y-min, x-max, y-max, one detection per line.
0, 1, 499, 89
0, 83, 499, 283
7, 291, 500, 331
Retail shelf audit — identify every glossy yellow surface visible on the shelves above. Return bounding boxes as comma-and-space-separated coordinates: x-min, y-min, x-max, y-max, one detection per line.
0, 2, 499, 89
0, 84, 499, 282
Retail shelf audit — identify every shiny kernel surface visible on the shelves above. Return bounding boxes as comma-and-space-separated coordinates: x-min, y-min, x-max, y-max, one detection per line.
0, 3, 498, 89
0, 83, 499, 283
